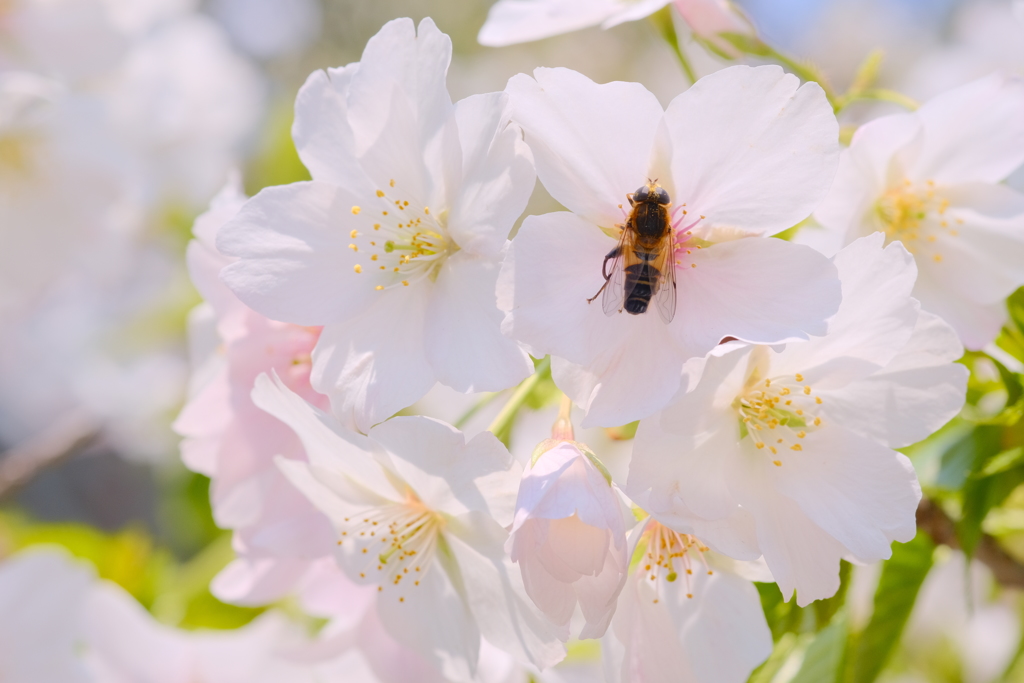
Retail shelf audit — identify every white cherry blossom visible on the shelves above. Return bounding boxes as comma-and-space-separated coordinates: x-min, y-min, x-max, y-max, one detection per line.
252, 372, 565, 681
477, 0, 751, 49
607, 518, 772, 683
219, 18, 535, 433
626, 234, 969, 604
813, 73, 1024, 350
508, 440, 628, 639
499, 64, 842, 427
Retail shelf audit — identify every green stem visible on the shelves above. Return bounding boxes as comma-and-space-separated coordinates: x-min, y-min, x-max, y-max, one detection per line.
487, 356, 551, 443
650, 7, 697, 84
453, 391, 501, 429
834, 88, 919, 114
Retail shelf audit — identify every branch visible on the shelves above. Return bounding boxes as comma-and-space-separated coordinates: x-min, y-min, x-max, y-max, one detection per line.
0, 411, 99, 501
916, 498, 1024, 589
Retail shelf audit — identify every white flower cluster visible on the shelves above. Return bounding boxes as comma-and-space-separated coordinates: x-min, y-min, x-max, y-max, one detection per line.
166, 10, 1024, 683
0, 0, 264, 458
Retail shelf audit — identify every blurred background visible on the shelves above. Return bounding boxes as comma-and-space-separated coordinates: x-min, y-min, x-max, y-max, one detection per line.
0, 0, 1022, 679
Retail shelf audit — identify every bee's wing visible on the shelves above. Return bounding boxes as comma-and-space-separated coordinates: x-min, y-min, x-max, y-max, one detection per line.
601, 228, 636, 316
652, 235, 677, 324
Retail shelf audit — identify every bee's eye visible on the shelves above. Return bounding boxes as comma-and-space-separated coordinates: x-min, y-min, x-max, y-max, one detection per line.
655, 188, 670, 204
634, 186, 649, 201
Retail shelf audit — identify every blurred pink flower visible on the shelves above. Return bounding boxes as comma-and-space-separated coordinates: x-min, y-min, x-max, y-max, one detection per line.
175, 176, 343, 609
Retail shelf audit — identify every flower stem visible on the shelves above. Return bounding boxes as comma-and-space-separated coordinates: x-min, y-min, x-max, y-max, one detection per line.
488, 356, 551, 446
650, 6, 697, 85
453, 391, 501, 429
834, 88, 919, 114
552, 394, 575, 441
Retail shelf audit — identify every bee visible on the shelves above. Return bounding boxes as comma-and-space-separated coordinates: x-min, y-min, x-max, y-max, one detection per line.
587, 181, 677, 323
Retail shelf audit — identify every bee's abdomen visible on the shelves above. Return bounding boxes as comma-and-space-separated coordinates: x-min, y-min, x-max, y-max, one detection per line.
623, 259, 661, 315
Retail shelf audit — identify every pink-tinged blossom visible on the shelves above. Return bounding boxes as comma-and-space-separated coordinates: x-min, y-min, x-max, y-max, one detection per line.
253, 373, 565, 681
627, 235, 968, 604
218, 18, 535, 433
508, 441, 628, 640
477, 0, 752, 49
174, 176, 341, 608
814, 73, 1024, 349
607, 519, 772, 683
499, 65, 842, 427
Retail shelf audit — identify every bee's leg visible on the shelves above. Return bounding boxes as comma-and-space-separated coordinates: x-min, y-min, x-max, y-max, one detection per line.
601, 246, 622, 280
626, 193, 635, 207
587, 246, 622, 304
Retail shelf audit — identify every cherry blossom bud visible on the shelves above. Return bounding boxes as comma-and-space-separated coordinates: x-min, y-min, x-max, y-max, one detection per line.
508, 436, 628, 639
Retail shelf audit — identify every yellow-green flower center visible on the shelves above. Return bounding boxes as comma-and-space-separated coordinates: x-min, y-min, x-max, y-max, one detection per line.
734, 365, 824, 468
348, 178, 455, 290
636, 520, 712, 603
874, 179, 963, 263
338, 493, 445, 603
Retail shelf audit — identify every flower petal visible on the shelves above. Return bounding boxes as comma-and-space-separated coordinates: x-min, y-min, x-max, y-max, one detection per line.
445, 512, 566, 670
217, 181, 375, 326
602, 0, 672, 27
375, 557, 482, 683
447, 92, 536, 259
478, 0, 620, 47
672, 236, 842, 354
770, 234, 920, 382
813, 113, 921, 240
818, 310, 967, 448
506, 68, 664, 228
250, 373, 394, 498
368, 416, 522, 525
675, 571, 772, 683
731, 454, 846, 605
770, 426, 921, 563
909, 73, 1024, 185
345, 18, 452, 187
310, 286, 435, 433
920, 182, 1024, 304
666, 65, 839, 236
425, 253, 533, 394
629, 348, 746, 522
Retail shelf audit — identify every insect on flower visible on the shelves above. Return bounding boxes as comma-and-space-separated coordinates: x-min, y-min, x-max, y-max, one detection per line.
588, 180, 684, 323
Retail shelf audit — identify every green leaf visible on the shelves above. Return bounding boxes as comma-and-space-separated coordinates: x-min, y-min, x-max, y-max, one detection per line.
958, 426, 1019, 554
756, 581, 808, 641
848, 532, 935, 683
748, 632, 806, 683
977, 446, 1024, 477
990, 355, 1024, 409
814, 560, 852, 627
790, 614, 848, 683
936, 429, 981, 490
755, 563, 850, 644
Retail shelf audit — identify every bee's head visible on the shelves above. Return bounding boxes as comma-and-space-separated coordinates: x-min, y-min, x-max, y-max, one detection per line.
635, 182, 670, 205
